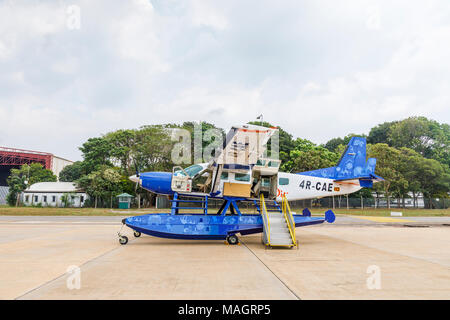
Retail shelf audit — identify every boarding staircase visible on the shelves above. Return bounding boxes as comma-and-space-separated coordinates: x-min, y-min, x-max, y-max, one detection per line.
257, 195, 297, 248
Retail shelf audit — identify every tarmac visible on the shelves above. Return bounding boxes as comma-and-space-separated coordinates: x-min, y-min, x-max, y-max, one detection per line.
0, 215, 449, 300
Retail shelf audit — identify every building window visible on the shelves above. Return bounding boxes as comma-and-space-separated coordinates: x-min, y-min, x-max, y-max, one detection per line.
220, 172, 228, 180
279, 177, 289, 186
25, 195, 29, 202
80, 196, 84, 202
34, 196, 38, 202
43, 196, 47, 203
52, 196, 56, 202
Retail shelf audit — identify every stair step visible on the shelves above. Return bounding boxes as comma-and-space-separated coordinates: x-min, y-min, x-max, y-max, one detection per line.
270, 232, 292, 237
270, 226, 288, 231
270, 240, 294, 246
268, 217, 286, 223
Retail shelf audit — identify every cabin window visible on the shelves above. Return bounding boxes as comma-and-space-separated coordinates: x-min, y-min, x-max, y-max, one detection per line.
268, 161, 279, 168
261, 178, 270, 187
220, 172, 228, 180
235, 173, 250, 182
279, 177, 289, 185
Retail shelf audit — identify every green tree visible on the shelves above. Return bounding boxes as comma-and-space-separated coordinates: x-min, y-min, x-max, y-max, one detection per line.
6, 175, 26, 206
76, 166, 122, 208
367, 121, 398, 144
416, 158, 450, 208
368, 143, 405, 209
134, 125, 175, 172
397, 148, 423, 208
287, 138, 340, 172
6, 163, 57, 206
323, 133, 365, 152
104, 129, 137, 173
60, 192, 76, 208
387, 117, 450, 168
79, 137, 113, 173
59, 161, 84, 182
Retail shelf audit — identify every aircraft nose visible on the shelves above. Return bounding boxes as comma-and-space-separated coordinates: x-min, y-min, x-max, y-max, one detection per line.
129, 175, 140, 184
139, 172, 173, 194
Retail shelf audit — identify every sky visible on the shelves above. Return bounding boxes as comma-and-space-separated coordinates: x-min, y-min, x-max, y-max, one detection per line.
0, 0, 449, 161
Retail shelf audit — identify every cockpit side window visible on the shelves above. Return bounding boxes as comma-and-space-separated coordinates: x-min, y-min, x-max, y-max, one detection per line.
279, 177, 289, 185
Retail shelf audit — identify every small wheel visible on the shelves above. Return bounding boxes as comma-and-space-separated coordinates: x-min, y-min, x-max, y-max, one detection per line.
119, 236, 128, 245
133, 231, 141, 238
227, 234, 239, 245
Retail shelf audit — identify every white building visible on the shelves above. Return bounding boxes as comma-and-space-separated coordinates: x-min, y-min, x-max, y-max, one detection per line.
22, 182, 88, 207
52, 156, 74, 180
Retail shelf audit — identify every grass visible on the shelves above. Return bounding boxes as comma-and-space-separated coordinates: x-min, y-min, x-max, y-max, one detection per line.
306, 208, 450, 217
0, 206, 448, 217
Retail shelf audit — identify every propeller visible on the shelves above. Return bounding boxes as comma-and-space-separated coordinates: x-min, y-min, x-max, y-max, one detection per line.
133, 160, 141, 190
132, 160, 141, 208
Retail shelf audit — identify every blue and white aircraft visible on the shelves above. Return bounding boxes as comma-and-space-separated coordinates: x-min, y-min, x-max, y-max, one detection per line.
119, 124, 383, 247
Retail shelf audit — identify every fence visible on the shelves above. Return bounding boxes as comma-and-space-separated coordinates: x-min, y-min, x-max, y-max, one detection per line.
288, 196, 449, 210
153, 195, 449, 210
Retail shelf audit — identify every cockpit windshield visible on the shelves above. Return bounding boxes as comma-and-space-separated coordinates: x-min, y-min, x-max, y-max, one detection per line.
174, 164, 203, 177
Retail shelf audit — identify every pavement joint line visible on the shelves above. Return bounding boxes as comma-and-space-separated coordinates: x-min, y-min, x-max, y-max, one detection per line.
240, 239, 301, 300
305, 228, 450, 269
345, 215, 415, 223
15, 239, 130, 300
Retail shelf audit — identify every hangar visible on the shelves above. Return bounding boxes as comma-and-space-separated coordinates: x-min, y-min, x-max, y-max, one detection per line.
0, 146, 73, 186
0, 146, 73, 204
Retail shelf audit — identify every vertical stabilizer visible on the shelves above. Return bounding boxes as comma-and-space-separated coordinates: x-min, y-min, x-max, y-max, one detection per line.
334, 137, 367, 180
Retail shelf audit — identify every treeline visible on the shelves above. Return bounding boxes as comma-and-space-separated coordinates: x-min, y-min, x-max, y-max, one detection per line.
7, 117, 450, 208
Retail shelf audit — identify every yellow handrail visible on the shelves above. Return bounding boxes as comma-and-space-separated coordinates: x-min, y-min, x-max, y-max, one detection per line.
260, 194, 270, 245
282, 195, 297, 246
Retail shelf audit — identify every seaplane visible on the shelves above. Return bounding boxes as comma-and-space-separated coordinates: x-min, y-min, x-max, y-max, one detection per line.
119, 124, 383, 247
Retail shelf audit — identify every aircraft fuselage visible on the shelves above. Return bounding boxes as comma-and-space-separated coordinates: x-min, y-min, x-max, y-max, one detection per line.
133, 168, 362, 202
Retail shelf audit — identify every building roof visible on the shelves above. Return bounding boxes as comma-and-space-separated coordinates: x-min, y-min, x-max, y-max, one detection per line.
24, 182, 83, 193
117, 193, 134, 198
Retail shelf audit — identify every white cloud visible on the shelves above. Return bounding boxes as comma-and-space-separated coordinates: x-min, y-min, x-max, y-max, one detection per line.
0, 0, 449, 160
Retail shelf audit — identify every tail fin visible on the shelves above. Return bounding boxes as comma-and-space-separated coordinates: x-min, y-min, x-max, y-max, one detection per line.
335, 137, 367, 179
297, 137, 384, 186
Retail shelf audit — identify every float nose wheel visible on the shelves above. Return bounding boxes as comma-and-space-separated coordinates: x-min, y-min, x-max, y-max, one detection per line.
226, 234, 239, 245
119, 235, 128, 245
133, 231, 141, 238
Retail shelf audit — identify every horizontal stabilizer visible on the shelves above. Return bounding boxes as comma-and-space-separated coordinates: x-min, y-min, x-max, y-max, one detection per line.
325, 210, 335, 223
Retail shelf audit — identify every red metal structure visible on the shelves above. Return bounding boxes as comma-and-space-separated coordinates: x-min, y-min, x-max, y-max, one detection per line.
0, 147, 53, 170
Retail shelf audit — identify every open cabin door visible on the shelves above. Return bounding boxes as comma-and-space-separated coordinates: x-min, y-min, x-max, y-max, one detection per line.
209, 124, 279, 198
170, 124, 279, 198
